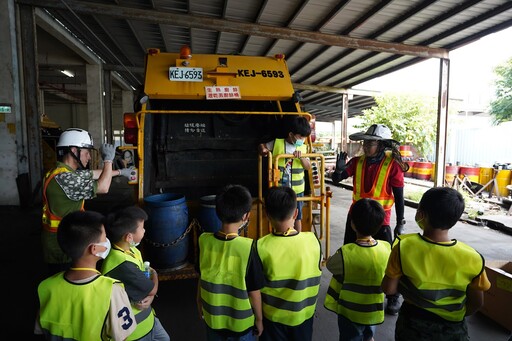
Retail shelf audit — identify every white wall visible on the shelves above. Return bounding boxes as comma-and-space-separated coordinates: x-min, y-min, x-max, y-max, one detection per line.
446, 118, 512, 167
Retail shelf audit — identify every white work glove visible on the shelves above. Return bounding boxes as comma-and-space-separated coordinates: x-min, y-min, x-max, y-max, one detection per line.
119, 168, 136, 180
101, 143, 116, 162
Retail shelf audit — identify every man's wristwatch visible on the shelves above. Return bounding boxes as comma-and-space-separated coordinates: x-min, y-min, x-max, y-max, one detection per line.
398, 218, 406, 225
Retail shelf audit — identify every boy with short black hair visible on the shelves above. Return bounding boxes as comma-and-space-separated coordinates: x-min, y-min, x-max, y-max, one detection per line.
197, 184, 264, 340
37, 210, 137, 340
257, 186, 322, 341
382, 187, 491, 340
258, 116, 312, 231
101, 206, 170, 341
324, 198, 391, 341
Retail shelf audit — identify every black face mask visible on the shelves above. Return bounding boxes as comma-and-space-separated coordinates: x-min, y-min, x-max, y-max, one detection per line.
366, 149, 385, 164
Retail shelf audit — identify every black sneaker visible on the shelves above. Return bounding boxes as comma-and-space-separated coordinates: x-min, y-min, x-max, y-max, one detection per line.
385, 294, 401, 315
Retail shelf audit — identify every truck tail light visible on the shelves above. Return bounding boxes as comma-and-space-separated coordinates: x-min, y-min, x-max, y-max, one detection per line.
123, 113, 138, 145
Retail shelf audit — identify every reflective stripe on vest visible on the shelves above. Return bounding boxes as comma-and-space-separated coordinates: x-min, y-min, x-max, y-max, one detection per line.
101, 246, 155, 340
273, 139, 307, 194
38, 273, 119, 340
398, 234, 484, 321
353, 155, 394, 211
42, 167, 84, 232
324, 242, 390, 325
199, 233, 255, 332
257, 232, 322, 326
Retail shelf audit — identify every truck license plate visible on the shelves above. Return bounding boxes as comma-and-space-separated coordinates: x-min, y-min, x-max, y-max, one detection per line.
169, 67, 203, 82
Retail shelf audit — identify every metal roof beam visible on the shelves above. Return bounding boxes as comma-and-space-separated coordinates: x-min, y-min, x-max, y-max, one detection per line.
293, 83, 380, 97
263, 0, 310, 56
19, 0, 448, 59
289, 0, 393, 64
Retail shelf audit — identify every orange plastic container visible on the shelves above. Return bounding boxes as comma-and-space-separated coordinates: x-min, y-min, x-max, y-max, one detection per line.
459, 166, 480, 184
445, 165, 459, 185
404, 161, 414, 178
399, 145, 412, 158
413, 162, 432, 181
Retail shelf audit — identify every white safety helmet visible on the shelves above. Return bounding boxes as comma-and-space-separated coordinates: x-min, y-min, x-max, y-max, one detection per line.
57, 128, 94, 149
349, 124, 398, 144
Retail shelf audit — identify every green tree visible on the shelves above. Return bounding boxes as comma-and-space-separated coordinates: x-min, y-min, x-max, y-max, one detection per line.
489, 57, 512, 125
357, 94, 437, 159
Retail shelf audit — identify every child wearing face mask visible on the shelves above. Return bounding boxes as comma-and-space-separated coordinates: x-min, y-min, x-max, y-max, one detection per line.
196, 184, 265, 340
382, 187, 491, 340
36, 210, 137, 340
101, 206, 170, 341
258, 115, 312, 232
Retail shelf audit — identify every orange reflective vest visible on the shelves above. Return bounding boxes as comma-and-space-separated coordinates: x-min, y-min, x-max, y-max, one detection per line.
42, 167, 84, 232
353, 155, 394, 212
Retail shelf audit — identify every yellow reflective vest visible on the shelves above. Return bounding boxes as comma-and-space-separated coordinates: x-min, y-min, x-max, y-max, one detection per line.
101, 246, 155, 340
38, 272, 122, 340
324, 242, 391, 325
199, 233, 255, 333
353, 155, 394, 212
273, 139, 307, 194
257, 232, 322, 326
398, 234, 485, 321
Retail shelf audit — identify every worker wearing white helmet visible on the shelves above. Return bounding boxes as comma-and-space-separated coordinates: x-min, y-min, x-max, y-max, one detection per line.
331, 124, 409, 316
41, 128, 134, 275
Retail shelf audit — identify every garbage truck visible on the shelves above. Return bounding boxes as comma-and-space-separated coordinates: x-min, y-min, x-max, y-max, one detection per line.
122, 46, 332, 279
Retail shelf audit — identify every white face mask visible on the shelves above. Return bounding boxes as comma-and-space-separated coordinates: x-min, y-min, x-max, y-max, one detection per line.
94, 238, 111, 259
129, 240, 140, 247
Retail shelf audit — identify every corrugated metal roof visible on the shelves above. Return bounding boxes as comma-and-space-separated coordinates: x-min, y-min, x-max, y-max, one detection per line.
22, 0, 512, 121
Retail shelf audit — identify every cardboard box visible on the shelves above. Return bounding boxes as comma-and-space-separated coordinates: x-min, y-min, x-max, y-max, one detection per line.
480, 260, 512, 331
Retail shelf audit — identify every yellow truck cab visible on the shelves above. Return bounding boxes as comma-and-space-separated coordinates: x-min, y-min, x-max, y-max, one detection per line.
123, 46, 332, 279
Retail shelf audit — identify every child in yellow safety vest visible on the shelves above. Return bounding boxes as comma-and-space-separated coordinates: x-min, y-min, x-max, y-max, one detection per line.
382, 187, 491, 340
101, 206, 170, 341
257, 186, 322, 341
324, 198, 391, 341
196, 184, 264, 340
36, 211, 137, 340
258, 116, 312, 232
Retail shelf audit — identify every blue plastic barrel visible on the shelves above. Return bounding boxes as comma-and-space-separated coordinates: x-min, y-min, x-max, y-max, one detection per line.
143, 193, 189, 270
198, 195, 222, 233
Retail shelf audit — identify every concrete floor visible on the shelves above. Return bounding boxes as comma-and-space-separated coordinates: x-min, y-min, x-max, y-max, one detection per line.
7, 181, 512, 340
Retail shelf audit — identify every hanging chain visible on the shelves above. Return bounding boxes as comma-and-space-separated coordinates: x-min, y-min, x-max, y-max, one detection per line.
144, 219, 198, 248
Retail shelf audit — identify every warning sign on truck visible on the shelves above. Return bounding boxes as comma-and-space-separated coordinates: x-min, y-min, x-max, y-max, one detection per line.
205, 86, 241, 100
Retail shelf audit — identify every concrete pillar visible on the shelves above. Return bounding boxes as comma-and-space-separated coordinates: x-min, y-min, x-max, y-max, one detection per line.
86, 64, 104, 145
0, 1, 25, 205
122, 90, 133, 114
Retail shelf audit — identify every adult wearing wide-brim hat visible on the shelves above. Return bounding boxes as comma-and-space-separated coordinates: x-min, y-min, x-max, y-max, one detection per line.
331, 124, 409, 316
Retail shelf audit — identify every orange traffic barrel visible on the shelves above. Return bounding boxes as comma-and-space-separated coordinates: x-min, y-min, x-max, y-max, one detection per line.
404, 161, 414, 178
413, 162, 432, 181
459, 166, 480, 184
496, 170, 512, 197
445, 165, 459, 185
399, 145, 412, 158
